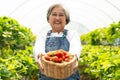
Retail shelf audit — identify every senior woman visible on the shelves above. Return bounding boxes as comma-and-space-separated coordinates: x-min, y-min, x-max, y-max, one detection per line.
34, 3, 82, 80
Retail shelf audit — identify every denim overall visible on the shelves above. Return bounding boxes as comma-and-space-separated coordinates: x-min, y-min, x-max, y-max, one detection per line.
39, 29, 80, 80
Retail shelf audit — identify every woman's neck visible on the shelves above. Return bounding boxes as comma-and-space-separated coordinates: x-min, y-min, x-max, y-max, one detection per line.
52, 30, 64, 33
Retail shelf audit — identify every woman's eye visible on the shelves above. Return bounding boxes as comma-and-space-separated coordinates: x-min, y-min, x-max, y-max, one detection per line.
59, 14, 64, 16
52, 14, 57, 16
51, 13, 65, 17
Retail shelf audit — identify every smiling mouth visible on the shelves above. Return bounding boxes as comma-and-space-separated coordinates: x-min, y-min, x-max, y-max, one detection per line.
54, 20, 61, 24
54, 22, 61, 24
55, 23, 61, 25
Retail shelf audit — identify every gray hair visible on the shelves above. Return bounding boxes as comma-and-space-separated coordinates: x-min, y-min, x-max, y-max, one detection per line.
46, 4, 70, 25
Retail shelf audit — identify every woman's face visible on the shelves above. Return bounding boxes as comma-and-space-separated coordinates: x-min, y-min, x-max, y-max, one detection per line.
48, 6, 66, 33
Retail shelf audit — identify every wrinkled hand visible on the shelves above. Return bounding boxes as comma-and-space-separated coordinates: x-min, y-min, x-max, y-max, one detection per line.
73, 59, 78, 71
73, 54, 79, 71
37, 53, 44, 72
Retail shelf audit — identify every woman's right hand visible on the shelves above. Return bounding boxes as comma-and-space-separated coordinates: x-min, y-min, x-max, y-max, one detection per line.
37, 53, 44, 72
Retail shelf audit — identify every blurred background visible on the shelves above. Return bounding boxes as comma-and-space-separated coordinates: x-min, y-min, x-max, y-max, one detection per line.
1, 0, 120, 35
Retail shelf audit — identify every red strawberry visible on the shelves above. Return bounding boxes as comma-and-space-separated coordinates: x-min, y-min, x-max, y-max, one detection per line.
63, 56, 65, 60
50, 56, 58, 62
64, 54, 70, 58
55, 52, 63, 58
58, 49, 68, 56
45, 55, 50, 61
57, 58, 63, 63
63, 52, 67, 56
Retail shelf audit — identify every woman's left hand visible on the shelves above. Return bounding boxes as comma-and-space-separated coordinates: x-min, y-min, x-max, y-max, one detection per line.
73, 59, 78, 71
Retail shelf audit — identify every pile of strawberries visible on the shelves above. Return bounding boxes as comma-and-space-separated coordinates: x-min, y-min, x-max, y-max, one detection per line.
44, 49, 74, 63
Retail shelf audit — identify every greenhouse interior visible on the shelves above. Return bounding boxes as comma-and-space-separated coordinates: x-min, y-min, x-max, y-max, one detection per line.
0, 0, 120, 80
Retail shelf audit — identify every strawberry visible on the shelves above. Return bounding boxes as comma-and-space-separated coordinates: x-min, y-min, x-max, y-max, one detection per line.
64, 54, 70, 58
55, 52, 63, 58
63, 56, 65, 60
45, 55, 50, 61
57, 58, 63, 63
60, 50, 66, 55
50, 56, 58, 62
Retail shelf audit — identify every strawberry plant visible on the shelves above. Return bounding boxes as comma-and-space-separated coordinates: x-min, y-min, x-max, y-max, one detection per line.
79, 45, 120, 80
80, 21, 120, 45
0, 16, 39, 80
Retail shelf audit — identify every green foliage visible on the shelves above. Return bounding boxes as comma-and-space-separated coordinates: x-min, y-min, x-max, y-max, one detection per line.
80, 21, 120, 45
0, 16, 38, 80
79, 45, 120, 80
0, 46, 39, 80
79, 20, 120, 80
0, 16, 36, 50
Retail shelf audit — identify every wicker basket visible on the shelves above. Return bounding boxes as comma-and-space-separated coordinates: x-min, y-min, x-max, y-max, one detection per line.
41, 55, 77, 79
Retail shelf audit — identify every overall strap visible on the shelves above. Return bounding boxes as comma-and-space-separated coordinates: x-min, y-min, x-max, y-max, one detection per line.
63, 29, 68, 38
46, 30, 52, 39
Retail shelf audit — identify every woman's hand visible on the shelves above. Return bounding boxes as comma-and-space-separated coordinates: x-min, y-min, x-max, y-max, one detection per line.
73, 59, 78, 71
37, 53, 44, 72
73, 54, 79, 71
